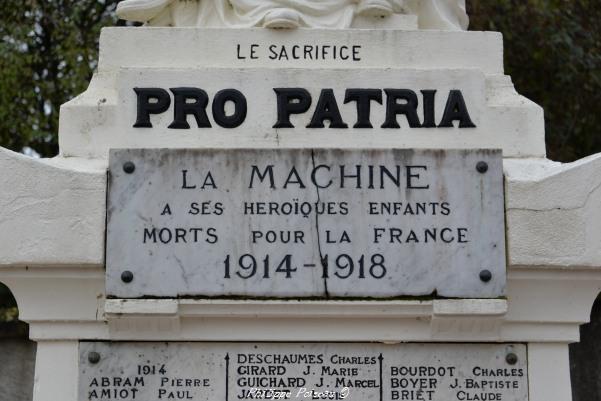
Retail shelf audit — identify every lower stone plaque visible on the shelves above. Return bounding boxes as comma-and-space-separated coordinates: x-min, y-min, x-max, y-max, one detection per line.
79, 342, 527, 401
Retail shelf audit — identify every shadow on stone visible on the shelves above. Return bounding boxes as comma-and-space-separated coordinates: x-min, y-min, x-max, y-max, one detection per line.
0, 282, 36, 401
570, 292, 601, 401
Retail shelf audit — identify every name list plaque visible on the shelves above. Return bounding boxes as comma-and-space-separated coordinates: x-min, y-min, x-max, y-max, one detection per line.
106, 148, 505, 299
79, 342, 527, 401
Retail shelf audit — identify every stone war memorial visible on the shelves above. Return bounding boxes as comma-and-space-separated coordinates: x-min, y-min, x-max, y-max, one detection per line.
1, 1, 601, 400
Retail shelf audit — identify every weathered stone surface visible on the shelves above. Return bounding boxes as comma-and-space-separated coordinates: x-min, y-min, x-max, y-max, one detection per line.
98, 29, 504, 74
505, 154, 601, 268
0, 338, 36, 401
2, 15, 599, 401
106, 148, 505, 299
0, 147, 106, 267
59, 29, 545, 159
79, 342, 528, 401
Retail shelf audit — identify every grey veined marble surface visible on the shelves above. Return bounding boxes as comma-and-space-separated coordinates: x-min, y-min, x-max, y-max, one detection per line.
79, 342, 527, 401
106, 149, 506, 299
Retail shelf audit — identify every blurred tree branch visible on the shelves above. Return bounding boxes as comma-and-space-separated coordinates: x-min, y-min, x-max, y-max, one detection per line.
0, 0, 121, 157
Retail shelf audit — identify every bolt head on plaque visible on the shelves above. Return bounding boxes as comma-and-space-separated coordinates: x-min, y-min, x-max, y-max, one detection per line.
476, 161, 489, 174
78, 342, 529, 400
106, 148, 506, 299
123, 161, 136, 174
506, 353, 518, 365
88, 351, 101, 364
121, 270, 134, 283
479, 269, 492, 283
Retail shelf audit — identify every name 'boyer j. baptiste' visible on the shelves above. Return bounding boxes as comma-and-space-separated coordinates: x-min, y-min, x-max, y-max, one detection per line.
133, 87, 475, 130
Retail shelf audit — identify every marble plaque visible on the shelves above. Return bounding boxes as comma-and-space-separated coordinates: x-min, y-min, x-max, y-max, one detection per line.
79, 342, 528, 401
106, 149, 505, 298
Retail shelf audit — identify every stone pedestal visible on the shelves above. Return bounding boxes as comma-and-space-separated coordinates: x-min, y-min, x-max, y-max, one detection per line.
0, 27, 600, 401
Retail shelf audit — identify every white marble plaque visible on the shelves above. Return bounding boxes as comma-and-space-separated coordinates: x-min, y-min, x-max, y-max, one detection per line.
106, 149, 505, 298
79, 342, 528, 401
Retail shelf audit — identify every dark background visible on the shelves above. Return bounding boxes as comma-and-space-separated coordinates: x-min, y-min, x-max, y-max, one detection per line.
1, 1, 600, 400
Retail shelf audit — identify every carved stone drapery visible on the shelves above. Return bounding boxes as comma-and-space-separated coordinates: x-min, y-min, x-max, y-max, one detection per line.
116, 0, 469, 30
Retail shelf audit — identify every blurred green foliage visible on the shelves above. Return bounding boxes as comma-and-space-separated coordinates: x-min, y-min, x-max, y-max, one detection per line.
0, 282, 18, 322
0, 0, 599, 161
1, 282, 29, 337
0, 281, 28, 337
469, 0, 601, 162
0, 0, 121, 157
